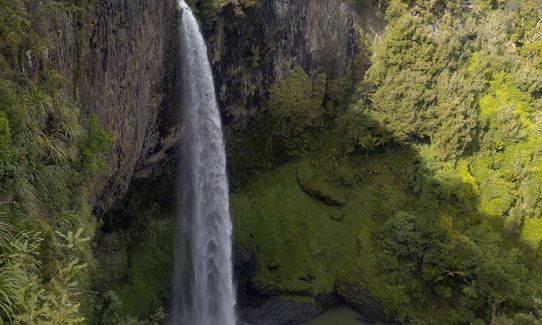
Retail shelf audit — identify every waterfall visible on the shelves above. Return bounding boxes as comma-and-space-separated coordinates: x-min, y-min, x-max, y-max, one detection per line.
171, 1, 236, 324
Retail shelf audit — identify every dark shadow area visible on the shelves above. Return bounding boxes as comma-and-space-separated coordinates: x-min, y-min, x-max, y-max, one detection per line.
91, 167, 177, 321
228, 108, 542, 324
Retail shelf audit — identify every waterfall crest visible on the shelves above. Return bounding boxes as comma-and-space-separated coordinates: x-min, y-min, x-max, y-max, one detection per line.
171, 1, 236, 324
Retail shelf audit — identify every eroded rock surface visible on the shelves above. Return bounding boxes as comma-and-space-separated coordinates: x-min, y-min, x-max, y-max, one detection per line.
80, 0, 178, 214
212, 0, 363, 134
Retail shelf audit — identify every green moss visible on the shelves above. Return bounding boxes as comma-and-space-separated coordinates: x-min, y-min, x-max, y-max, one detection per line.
277, 295, 316, 305
296, 169, 348, 207
233, 162, 339, 293
250, 45, 260, 68
231, 148, 412, 295
96, 172, 177, 320
116, 216, 175, 318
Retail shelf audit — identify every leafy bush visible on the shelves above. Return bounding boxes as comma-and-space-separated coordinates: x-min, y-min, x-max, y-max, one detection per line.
0, 0, 108, 322
264, 66, 326, 159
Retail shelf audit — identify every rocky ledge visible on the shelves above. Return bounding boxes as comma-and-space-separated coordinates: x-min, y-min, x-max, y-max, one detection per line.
234, 246, 393, 325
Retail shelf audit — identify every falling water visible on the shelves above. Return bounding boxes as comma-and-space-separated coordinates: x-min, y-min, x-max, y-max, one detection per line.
171, 1, 236, 324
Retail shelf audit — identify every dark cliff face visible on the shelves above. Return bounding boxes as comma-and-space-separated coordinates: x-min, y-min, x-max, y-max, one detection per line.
211, 0, 362, 134
78, 0, 380, 214
80, 0, 179, 215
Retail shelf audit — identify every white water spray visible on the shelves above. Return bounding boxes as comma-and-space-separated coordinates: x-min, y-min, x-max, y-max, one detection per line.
171, 1, 236, 324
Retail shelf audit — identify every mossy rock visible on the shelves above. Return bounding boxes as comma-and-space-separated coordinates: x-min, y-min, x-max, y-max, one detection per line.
329, 209, 345, 222
296, 173, 347, 207
336, 282, 388, 323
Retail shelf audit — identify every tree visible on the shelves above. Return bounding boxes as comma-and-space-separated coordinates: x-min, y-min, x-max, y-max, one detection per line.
265, 66, 326, 158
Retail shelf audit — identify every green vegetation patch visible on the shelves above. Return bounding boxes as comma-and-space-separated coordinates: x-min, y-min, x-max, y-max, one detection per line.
93, 171, 176, 323
232, 151, 409, 295
0, 0, 108, 322
229, 1, 542, 324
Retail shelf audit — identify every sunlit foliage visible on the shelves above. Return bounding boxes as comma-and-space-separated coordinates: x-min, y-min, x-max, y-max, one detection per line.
231, 0, 542, 324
